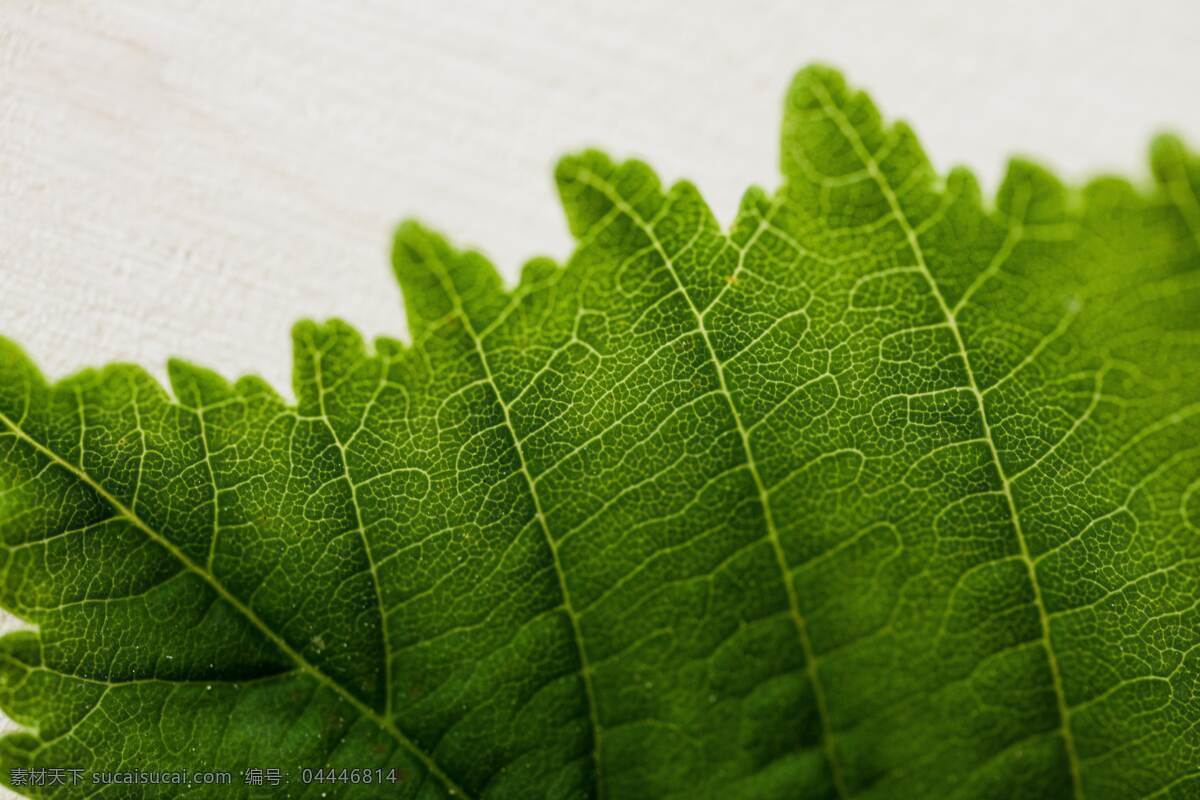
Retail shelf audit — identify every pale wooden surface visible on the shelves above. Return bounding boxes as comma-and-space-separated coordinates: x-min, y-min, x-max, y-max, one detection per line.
1, 0, 1198, 792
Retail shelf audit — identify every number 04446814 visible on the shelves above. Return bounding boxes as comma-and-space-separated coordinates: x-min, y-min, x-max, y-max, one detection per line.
299, 767, 400, 785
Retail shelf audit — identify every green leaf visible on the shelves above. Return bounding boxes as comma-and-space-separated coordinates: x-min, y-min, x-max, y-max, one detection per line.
1, 65, 1198, 799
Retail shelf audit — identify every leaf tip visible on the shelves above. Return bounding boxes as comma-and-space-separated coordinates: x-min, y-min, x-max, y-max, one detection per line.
1150, 132, 1195, 185
391, 219, 507, 337
555, 149, 668, 244
167, 358, 234, 408
997, 158, 1069, 224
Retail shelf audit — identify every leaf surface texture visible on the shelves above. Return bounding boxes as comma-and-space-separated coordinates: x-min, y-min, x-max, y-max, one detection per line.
1, 66, 1199, 799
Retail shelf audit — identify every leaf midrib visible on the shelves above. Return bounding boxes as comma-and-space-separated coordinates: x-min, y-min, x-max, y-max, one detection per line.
808, 80, 1085, 799
0, 409, 473, 800
411, 238, 607, 798
569, 166, 850, 799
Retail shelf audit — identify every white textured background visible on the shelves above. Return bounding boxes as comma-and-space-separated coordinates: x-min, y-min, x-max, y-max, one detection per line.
1, 0, 1199, 787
